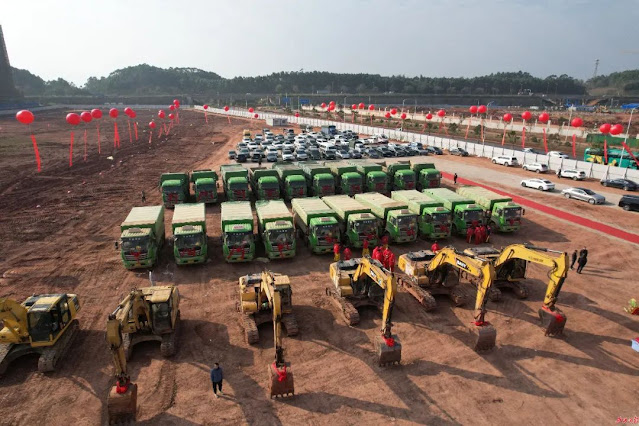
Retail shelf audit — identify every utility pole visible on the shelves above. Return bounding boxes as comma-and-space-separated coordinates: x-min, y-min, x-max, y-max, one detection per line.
592, 59, 600, 79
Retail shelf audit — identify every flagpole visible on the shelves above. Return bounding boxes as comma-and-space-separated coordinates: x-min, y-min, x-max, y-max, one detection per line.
620, 108, 635, 165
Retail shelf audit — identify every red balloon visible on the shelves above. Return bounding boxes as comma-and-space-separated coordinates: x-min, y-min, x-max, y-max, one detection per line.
426, 113, 433, 120
384, 112, 391, 118
124, 107, 133, 116
358, 103, 365, 109
66, 113, 81, 126
158, 110, 166, 119
437, 109, 446, 118
368, 104, 375, 111
538, 112, 550, 123
109, 108, 119, 119
223, 105, 229, 111
522, 111, 532, 121
599, 123, 611, 134
149, 121, 157, 129
168, 113, 175, 120
610, 124, 623, 135
169, 105, 175, 111
351, 104, 357, 110
16, 110, 34, 125
248, 107, 254, 113
571, 117, 583, 128
400, 113, 407, 120
174, 103, 179, 109
295, 112, 300, 117
80, 111, 92, 123
469, 105, 478, 114
173, 99, 179, 105
129, 110, 137, 119
329, 105, 335, 111
254, 113, 259, 118
503, 113, 513, 123
321, 102, 327, 108
329, 101, 335, 106
91, 109, 103, 119
204, 104, 209, 110
390, 108, 397, 115
478, 105, 487, 114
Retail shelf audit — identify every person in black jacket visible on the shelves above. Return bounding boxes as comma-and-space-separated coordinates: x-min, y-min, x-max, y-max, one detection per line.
570, 250, 578, 270
210, 363, 224, 398
576, 247, 588, 274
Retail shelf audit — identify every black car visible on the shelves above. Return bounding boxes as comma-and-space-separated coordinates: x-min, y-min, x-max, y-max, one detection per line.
236, 152, 248, 163
366, 149, 381, 159
600, 178, 637, 191
450, 147, 469, 157
619, 194, 639, 211
426, 146, 443, 155
377, 147, 393, 157
308, 148, 321, 160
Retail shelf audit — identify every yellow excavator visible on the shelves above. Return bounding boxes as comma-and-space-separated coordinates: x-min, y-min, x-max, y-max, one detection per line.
398, 247, 497, 351
239, 271, 295, 397
467, 244, 569, 336
106, 282, 181, 424
328, 257, 402, 366
0, 293, 81, 376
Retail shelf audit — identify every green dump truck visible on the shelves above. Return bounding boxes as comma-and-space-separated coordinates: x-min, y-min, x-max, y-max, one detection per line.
291, 197, 340, 254
391, 190, 451, 239
255, 200, 296, 259
456, 186, 523, 232
249, 167, 281, 200
119, 205, 165, 269
160, 173, 190, 208
327, 161, 363, 196
409, 160, 441, 190
221, 201, 255, 262
355, 192, 418, 244
272, 163, 307, 200
220, 164, 250, 201
425, 188, 485, 236
379, 160, 416, 191
190, 169, 218, 204
171, 203, 207, 265
322, 195, 379, 248
349, 160, 389, 195
300, 162, 335, 197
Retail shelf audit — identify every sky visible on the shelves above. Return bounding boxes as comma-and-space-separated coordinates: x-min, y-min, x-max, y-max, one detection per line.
3, 0, 639, 86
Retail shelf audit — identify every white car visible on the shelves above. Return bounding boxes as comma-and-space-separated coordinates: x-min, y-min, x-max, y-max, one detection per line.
521, 178, 555, 191
492, 156, 519, 166
522, 162, 549, 173
557, 169, 586, 180
281, 149, 295, 162
561, 187, 605, 204
548, 151, 569, 159
283, 142, 295, 151
247, 142, 259, 151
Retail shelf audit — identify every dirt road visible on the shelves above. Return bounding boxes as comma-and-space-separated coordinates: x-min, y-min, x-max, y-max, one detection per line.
0, 111, 637, 425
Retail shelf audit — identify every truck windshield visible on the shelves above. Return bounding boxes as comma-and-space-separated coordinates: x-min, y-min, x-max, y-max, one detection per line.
268, 229, 294, 246
431, 213, 450, 224
346, 176, 361, 184
28, 311, 53, 342
198, 183, 216, 191
261, 182, 279, 189
225, 231, 252, 248
402, 175, 415, 183
291, 181, 305, 188
230, 183, 246, 190
121, 235, 150, 252
397, 215, 417, 228
504, 207, 522, 219
176, 234, 204, 249
313, 224, 339, 244
372, 175, 386, 183
353, 219, 377, 237
464, 210, 483, 223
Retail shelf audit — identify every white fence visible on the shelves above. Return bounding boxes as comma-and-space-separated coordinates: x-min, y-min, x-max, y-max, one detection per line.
196, 106, 639, 182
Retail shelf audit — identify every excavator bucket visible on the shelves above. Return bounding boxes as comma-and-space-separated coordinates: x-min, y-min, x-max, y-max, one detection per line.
538, 307, 566, 337
107, 383, 137, 424
472, 324, 496, 352
376, 335, 402, 366
268, 362, 294, 398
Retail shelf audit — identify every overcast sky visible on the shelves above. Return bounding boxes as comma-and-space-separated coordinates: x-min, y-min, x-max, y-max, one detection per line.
3, 0, 639, 86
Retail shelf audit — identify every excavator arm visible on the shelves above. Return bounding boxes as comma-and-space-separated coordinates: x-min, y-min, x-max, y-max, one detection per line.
267, 272, 295, 397
0, 298, 30, 344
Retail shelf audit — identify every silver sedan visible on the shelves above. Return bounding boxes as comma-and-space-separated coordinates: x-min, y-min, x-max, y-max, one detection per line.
561, 187, 605, 204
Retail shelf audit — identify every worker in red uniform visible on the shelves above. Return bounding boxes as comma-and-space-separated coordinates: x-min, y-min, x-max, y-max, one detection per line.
386, 250, 396, 273
372, 245, 383, 262
343, 246, 352, 261
382, 247, 392, 270
333, 242, 341, 262
362, 238, 370, 257
466, 226, 474, 243
480, 225, 487, 243
431, 240, 440, 252
381, 235, 389, 249
474, 226, 482, 245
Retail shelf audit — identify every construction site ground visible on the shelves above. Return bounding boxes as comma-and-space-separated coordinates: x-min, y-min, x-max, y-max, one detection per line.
0, 110, 637, 425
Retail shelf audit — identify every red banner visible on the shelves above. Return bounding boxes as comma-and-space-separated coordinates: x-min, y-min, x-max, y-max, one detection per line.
542, 128, 548, 153
31, 134, 41, 172
604, 139, 608, 164
501, 127, 507, 145
114, 122, 120, 148
134, 122, 138, 141
69, 131, 74, 167
464, 118, 471, 139
572, 134, 576, 158
521, 126, 526, 148
128, 120, 132, 143
621, 141, 639, 167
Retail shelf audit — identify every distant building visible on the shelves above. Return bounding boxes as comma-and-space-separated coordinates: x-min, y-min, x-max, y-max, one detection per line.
0, 25, 20, 102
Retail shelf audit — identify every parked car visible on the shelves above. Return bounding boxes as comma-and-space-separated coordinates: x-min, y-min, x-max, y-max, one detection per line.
350, 150, 362, 159
251, 151, 263, 162
394, 147, 408, 157
522, 148, 541, 154
557, 169, 586, 180
228, 150, 236, 160
426, 146, 443, 155
282, 149, 295, 162
296, 149, 309, 161
236, 152, 247, 163
619, 194, 639, 211
366, 149, 381, 159
492, 156, 519, 166
336, 149, 351, 160
521, 178, 555, 191
308, 148, 322, 160
377, 146, 393, 157
600, 178, 637, 191
266, 152, 278, 162
236, 142, 248, 151
450, 147, 469, 157
548, 151, 569, 159
247, 142, 259, 151
522, 162, 548, 173
561, 187, 605, 204
322, 149, 336, 160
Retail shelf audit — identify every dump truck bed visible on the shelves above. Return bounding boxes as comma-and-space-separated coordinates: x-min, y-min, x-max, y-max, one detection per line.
322, 195, 370, 220
122, 206, 164, 227
221, 201, 253, 224
255, 200, 292, 222
355, 193, 407, 218
172, 203, 206, 225
291, 197, 335, 224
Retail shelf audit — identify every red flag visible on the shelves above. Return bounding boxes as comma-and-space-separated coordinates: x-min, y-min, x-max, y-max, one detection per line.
604, 139, 608, 164
127, 120, 132, 143
542, 128, 548, 153
113, 122, 120, 148
522, 126, 526, 148
31, 134, 41, 172
621, 141, 639, 167
69, 131, 74, 167
148, 131, 153, 144
501, 127, 507, 146
572, 134, 576, 158
134, 122, 138, 141
204, 110, 208, 123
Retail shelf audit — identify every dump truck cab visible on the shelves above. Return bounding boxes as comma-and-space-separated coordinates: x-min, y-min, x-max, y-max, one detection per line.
172, 203, 207, 265
292, 198, 340, 254
425, 188, 485, 235
256, 200, 296, 259
355, 193, 418, 244
190, 170, 218, 204
221, 202, 255, 262
328, 161, 363, 196
381, 161, 416, 191
119, 206, 165, 269
391, 190, 451, 239
456, 186, 523, 232
273, 163, 308, 201
300, 162, 336, 197
220, 164, 250, 201
249, 167, 281, 200
160, 173, 189, 208
410, 161, 441, 190
350, 161, 389, 194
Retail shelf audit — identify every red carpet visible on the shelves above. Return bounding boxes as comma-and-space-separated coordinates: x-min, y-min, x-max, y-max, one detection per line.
441, 172, 639, 245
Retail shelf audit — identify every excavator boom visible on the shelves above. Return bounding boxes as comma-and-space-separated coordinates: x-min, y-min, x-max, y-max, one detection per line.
268, 285, 294, 398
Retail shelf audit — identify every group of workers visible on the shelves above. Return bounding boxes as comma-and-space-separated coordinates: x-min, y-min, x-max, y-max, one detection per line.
466, 223, 491, 245
333, 235, 396, 272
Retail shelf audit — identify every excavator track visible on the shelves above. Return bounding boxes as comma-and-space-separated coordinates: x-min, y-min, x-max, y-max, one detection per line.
510, 282, 528, 299
488, 286, 502, 302
160, 311, 180, 357
243, 314, 260, 345
326, 288, 360, 326
282, 314, 299, 337
397, 277, 437, 311
38, 319, 79, 373
449, 286, 468, 307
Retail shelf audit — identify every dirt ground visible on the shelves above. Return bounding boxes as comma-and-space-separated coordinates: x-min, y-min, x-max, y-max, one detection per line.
0, 110, 638, 425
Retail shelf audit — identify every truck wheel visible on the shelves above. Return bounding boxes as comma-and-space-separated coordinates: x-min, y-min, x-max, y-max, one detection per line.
623, 205, 630, 211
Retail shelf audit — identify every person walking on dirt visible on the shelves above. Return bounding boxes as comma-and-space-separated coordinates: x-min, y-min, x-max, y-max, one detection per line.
579, 246, 588, 259
556, 169, 561, 179
343, 245, 352, 261
431, 240, 440, 252
570, 250, 578, 270
466, 226, 474, 244
381, 235, 389, 249
333, 242, 341, 262
576, 251, 588, 274
454, 173, 458, 185
210, 363, 224, 398
141, 190, 146, 203
258, 156, 262, 167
